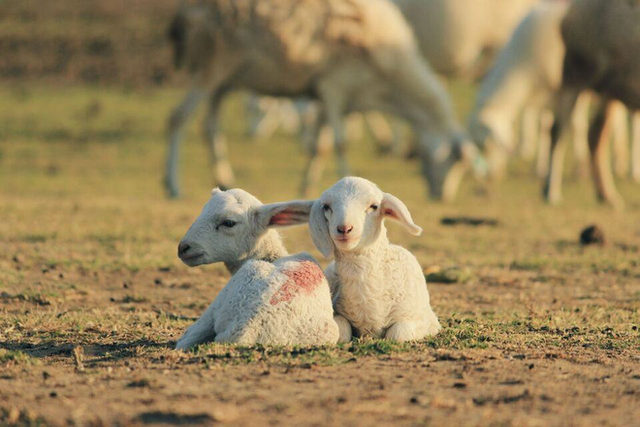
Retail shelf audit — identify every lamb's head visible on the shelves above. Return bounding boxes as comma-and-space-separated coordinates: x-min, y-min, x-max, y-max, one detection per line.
178, 188, 313, 267
417, 132, 486, 202
309, 177, 422, 258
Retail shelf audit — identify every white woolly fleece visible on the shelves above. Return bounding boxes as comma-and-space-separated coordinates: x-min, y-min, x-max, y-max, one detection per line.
309, 177, 441, 342
175, 188, 338, 350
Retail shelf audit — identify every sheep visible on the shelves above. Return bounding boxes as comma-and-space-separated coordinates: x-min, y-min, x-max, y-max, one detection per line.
543, 0, 640, 209
165, 0, 478, 202
467, 0, 572, 179
468, 1, 640, 185
175, 187, 338, 350
394, 0, 538, 79
308, 177, 441, 343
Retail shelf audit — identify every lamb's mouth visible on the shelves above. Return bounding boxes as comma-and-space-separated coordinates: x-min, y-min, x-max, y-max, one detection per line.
180, 252, 206, 266
333, 235, 361, 245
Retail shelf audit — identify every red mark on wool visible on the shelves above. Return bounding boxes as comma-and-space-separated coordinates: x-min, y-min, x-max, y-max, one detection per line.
270, 261, 324, 305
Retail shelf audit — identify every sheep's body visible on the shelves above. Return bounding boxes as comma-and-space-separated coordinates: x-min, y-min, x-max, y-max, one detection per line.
309, 177, 440, 342
394, 0, 538, 78
166, 0, 474, 201
175, 188, 338, 349
543, 0, 640, 208
176, 253, 337, 349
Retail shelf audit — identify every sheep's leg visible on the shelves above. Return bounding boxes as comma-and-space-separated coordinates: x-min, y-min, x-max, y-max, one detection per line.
519, 107, 539, 161
166, 89, 207, 198
543, 90, 579, 204
364, 112, 400, 155
334, 314, 353, 343
299, 109, 330, 197
632, 112, 640, 183
175, 302, 217, 350
204, 92, 235, 190
609, 101, 630, 178
571, 92, 591, 179
318, 84, 349, 177
536, 110, 554, 179
329, 112, 349, 178
589, 101, 625, 210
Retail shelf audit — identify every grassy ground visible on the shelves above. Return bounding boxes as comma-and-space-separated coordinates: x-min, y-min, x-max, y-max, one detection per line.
0, 83, 639, 426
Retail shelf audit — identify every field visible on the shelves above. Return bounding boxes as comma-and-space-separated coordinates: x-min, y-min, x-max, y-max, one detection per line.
0, 81, 639, 426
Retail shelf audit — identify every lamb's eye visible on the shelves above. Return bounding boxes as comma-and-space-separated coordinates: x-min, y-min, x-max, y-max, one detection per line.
369, 204, 379, 211
322, 204, 331, 212
218, 220, 237, 229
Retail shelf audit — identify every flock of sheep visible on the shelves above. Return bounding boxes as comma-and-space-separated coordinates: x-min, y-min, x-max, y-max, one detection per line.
167, 0, 640, 348
164, 0, 640, 210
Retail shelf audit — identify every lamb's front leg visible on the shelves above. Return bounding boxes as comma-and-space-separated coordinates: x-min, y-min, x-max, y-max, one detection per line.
175, 302, 216, 350
387, 319, 442, 342
334, 314, 353, 343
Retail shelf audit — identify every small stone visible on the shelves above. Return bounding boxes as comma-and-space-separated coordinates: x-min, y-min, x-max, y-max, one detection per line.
425, 266, 474, 284
580, 225, 605, 246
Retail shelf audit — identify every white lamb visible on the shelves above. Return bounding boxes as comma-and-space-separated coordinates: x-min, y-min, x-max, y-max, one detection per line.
175, 188, 338, 350
308, 177, 440, 343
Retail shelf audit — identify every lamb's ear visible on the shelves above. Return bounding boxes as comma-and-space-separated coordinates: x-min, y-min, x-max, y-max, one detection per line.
211, 187, 223, 196
380, 193, 422, 236
254, 200, 314, 229
309, 200, 334, 258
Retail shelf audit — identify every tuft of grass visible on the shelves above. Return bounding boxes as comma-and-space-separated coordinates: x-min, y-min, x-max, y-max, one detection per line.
0, 349, 40, 366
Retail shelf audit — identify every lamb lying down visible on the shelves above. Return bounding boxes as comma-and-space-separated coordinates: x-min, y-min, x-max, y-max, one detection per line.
309, 177, 441, 342
175, 188, 338, 350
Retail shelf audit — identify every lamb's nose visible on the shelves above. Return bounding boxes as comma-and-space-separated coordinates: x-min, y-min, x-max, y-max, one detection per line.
178, 242, 191, 257
336, 225, 353, 235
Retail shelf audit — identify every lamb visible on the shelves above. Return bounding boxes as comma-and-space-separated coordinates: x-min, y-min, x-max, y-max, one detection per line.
165, 0, 479, 202
544, 0, 640, 209
308, 177, 440, 343
175, 188, 338, 350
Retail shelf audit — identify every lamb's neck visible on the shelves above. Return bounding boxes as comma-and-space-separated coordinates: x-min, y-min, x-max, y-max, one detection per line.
224, 230, 288, 275
334, 228, 390, 268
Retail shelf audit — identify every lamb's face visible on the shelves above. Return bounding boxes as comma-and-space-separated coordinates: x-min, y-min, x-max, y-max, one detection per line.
178, 189, 262, 267
318, 178, 385, 253
310, 177, 422, 257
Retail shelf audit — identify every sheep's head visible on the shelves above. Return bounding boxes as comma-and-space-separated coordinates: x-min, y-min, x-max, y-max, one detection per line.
468, 112, 515, 154
417, 132, 487, 201
309, 177, 422, 258
178, 188, 313, 267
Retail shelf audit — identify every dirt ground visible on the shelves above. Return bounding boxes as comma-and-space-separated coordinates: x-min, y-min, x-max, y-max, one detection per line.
0, 83, 639, 426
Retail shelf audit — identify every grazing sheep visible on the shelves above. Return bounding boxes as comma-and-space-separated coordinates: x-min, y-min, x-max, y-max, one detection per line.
308, 177, 440, 343
175, 188, 338, 350
394, 0, 538, 78
165, 0, 477, 202
544, 0, 640, 208
467, 0, 571, 177
468, 1, 639, 184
